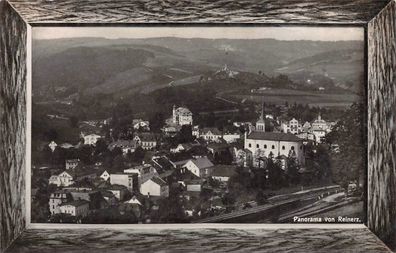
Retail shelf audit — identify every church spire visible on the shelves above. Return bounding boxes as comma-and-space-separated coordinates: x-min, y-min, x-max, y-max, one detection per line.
256, 99, 265, 132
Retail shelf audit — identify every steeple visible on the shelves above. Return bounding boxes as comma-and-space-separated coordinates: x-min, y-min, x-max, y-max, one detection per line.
256, 100, 265, 132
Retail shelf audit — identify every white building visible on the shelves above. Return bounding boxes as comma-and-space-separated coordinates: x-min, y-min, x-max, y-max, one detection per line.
172, 105, 193, 126
49, 171, 74, 187
124, 164, 158, 187
59, 200, 90, 217
133, 133, 157, 150
132, 119, 150, 131
110, 173, 136, 191
245, 131, 305, 166
281, 118, 302, 134
182, 156, 214, 178
65, 159, 79, 170
83, 133, 102, 145
222, 132, 241, 143
200, 128, 223, 142
100, 170, 110, 181
140, 176, 169, 197
49, 190, 71, 215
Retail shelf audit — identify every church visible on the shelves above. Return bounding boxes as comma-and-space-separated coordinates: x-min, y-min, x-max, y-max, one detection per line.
172, 105, 193, 126
244, 104, 305, 167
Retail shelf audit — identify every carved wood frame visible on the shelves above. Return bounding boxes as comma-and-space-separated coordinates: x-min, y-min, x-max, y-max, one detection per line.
0, 0, 395, 252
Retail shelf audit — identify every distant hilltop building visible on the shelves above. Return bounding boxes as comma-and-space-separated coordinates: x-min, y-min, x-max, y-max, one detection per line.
172, 105, 193, 126
214, 64, 239, 79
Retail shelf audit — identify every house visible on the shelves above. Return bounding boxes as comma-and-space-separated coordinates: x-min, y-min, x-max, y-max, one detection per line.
171, 143, 193, 153
108, 140, 137, 155
68, 190, 108, 210
106, 184, 129, 201
134, 133, 158, 150
124, 164, 158, 187
152, 156, 176, 173
182, 156, 214, 178
49, 166, 100, 187
83, 133, 102, 145
132, 119, 150, 131
200, 128, 223, 142
186, 179, 204, 192
281, 118, 302, 134
59, 200, 90, 217
161, 125, 181, 137
172, 105, 193, 126
110, 173, 138, 191
97, 170, 110, 181
222, 132, 240, 143
100, 191, 118, 206
65, 159, 79, 170
49, 190, 72, 215
48, 141, 57, 152
140, 176, 169, 197
192, 125, 200, 137
210, 165, 237, 182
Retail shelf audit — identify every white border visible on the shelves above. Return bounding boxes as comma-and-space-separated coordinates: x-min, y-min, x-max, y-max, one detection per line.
26, 26, 366, 230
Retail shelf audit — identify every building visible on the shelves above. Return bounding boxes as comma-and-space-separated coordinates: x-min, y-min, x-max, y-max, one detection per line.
182, 156, 214, 178
65, 159, 79, 170
110, 173, 137, 192
106, 184, 129, 201
140, 176, 169, 197
255, 103, 266, 132
132, 119, 150, 131
59, 200, 90, 217
83, 133, 102, 145
281, 118, 302, 134
108, 140, 137, 155
172, 105, 193, 126
171, 143, 194, 153
222, 132, 241, 143
49, 190, 72, 215
50, 171, 74, 187
200, 128, 223, 142
124, 164, 158, 187
134, 133, 158, 150
100, 170, 110, 181
244, 131, 305, 166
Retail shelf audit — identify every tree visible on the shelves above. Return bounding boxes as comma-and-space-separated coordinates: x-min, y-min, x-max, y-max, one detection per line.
69, 116, 79, 128
178, 125, 193, 143
325, 103, 365, 188
149, 112, 165, 133
132, 146, 145, 163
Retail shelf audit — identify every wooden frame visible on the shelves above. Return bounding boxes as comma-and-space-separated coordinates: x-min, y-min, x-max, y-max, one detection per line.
0, 0, 395, 252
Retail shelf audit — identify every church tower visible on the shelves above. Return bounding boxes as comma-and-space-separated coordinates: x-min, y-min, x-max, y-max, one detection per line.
256, 101, 266, 132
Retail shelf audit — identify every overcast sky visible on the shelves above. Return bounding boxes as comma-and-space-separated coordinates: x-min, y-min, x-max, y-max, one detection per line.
33, 26, 363, 41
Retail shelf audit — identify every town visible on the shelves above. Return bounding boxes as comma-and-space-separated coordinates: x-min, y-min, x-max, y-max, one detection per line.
31, 91, 364, 223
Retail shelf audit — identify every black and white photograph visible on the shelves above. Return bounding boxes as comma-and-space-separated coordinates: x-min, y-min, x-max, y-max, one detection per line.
30, 26, 366, 224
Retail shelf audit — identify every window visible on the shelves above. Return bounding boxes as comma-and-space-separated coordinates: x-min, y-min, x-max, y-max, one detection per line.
291, 146, 295, 150
256, 144, 259, 148
249, 143, 252, 148
300, 145, 303, 150
272, 145, 275, 149
264, 144, 267, 149
282, 146, 285, 150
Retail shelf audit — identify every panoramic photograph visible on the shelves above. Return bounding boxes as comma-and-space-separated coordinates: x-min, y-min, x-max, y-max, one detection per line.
30, 26, 366, 224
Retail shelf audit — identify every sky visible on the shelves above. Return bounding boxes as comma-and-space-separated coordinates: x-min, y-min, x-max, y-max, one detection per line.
33, 26, 363, 41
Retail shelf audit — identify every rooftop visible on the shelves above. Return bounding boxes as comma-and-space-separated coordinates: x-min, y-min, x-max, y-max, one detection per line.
60, 200, 90, 207
189, 157, 214, 169
247, 131, 302, 142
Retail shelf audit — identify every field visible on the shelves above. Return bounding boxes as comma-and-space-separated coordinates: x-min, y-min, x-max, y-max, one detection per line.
229, 88, 361, 108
